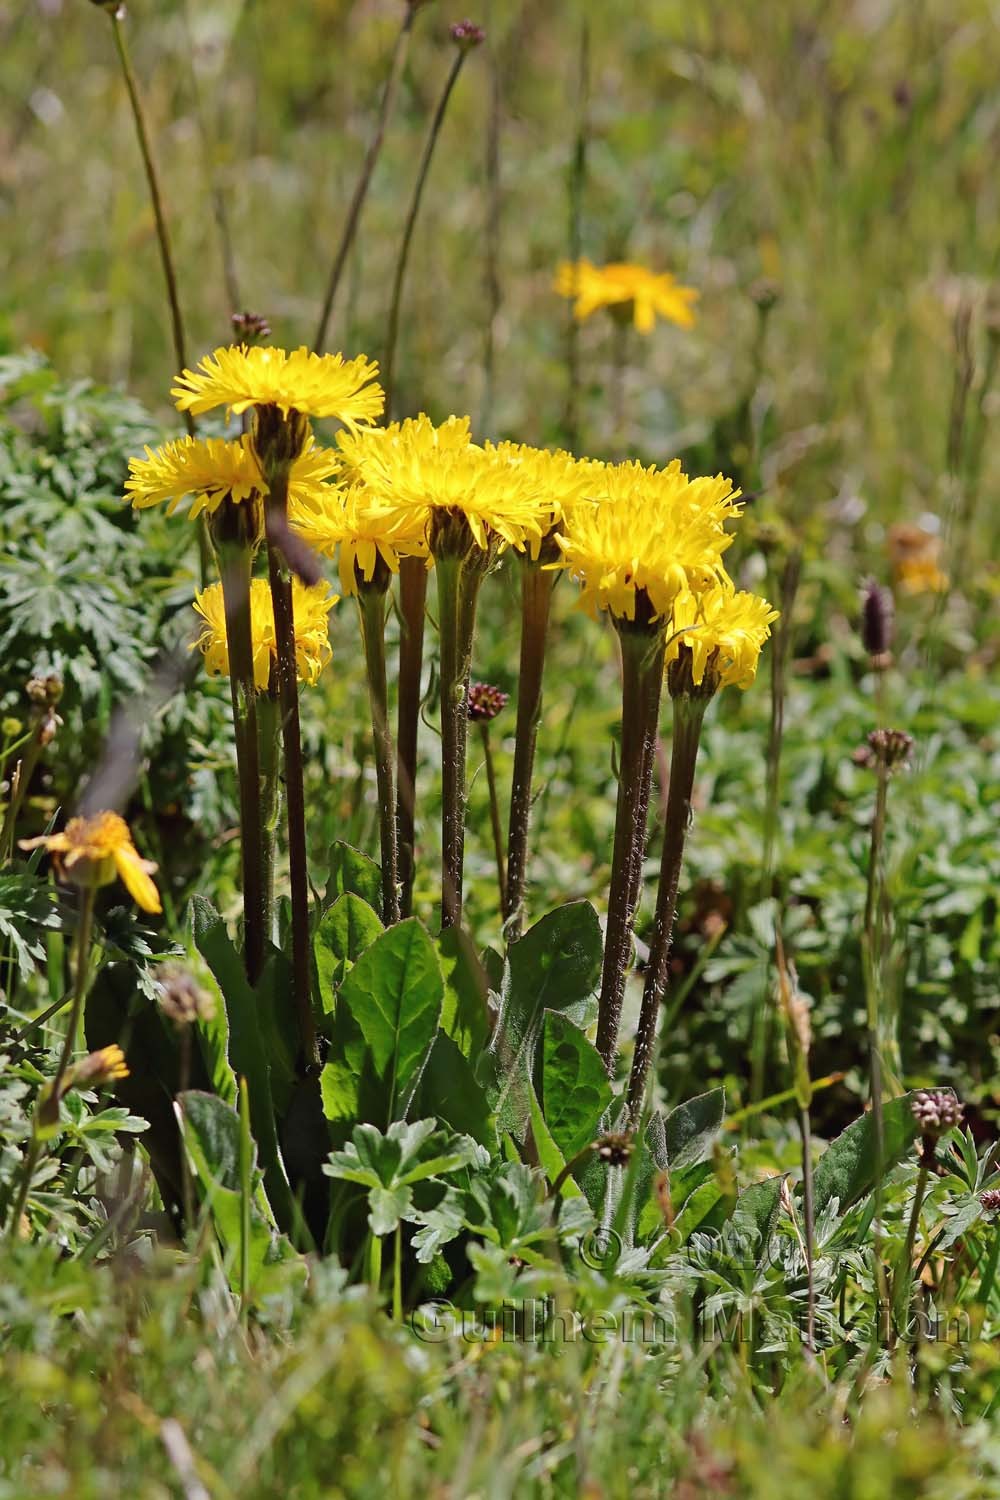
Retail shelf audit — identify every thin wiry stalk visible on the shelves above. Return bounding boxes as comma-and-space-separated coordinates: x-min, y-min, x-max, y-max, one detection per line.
481, 0, 502, 431
478, 721, 506, 914
313, 4, 416, 351
182, 0, 241, 313
863, 760, 890, 1273
108, 11, 193, 431
358, 578, 400, 924
256, 688, 282, 952
892, 1138, 933, 1336
625, 693, 706, 1122
504, 560, 556, 938
800, 1106, 816, 1359
596, 619, 666, 1073
383, 47, 469, 417
396, 556, 428, 917
563, 18, 590, 452
436, 550, 485, 930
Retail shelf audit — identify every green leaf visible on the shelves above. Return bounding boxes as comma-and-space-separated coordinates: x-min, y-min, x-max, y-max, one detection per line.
315, 894, 382, 1013
323, 1118, 485, 1236
336, 918, 444, 1125
322, 841, 383, 912
438, 926, 490, 1059
541, 1011, 613, 1162
416, 1032, 498, 1150
664, 1088, 726, 1170
733, 1176, 785, 1241
812, 1090, 938, 1218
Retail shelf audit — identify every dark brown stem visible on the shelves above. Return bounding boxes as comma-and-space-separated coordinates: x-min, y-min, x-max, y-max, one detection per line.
358, 578, 400, 923
481, 0, 502, 430
396, 556, 428, 917
384, 47, 468, 416
263, 471, 319, 1071
625, 693, 706, 1121
436, 548, 485, 930
563, 19, 590, 452
595, 618, 666, 1074
479, 721, 506, 914
313, 5, 415, 351
504, 560, 556, 938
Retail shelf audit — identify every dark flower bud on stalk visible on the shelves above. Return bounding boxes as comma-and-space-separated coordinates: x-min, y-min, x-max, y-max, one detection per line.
750, 277, 780, 313
467, 681, 508, 722
156, 963, 215, 1027
595, 1132, 633, 1168
854, 727, 913, 772
980, 1188, 1000, 1214
88, 0, 125, 14
231, 311, 272, 343
860, 576, 893, 658
450, 19, 485, 48
911, 1089, 963, 1139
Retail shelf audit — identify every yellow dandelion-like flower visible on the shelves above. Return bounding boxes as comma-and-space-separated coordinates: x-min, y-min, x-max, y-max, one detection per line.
124, 433, 339, 521
552, 460, 740, 621
336, 413, 473, 485
21, 812, 161, 913
290, 483, 428, 596
192, 577, 337, 689
665, 583, 779, 691
70, 1045, 130, 1088
896, 556, 949, 596
555, 259, 699, 334
488, 443, 604, 557
171, 344, 384, 428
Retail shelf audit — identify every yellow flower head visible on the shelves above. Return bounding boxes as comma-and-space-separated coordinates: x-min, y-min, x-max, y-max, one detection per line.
21, 812, 161, 913
552, 460, 740, 621
70, 1045, 130, 1089
487, 443, 604, 557
555, 259, 699, 334
665, 583, 779, 692
354, 415, 555, 555
124, 433, 339, 521
171, 344, 384, 428
192, 577, 337, 689
290, 483, 428, 596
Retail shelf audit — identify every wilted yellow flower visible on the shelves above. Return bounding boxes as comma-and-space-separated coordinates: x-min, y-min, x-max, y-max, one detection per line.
192, 577, 337, 689
551, 460, 740, 621
555, 259, 699, 334
290, 483, 428, 595
664, 583, 778, 691
172, 344, 384, 429
70, 1045, 130, 1089
124, 434, 339, 521
353, 414, 549, 554
21, 812, 161, 913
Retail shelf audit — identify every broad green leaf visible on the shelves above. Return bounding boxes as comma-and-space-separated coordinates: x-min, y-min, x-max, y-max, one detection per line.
733, 1176, 785, 1241
812, 1090, 937, 1218
315, 894, 382, 1013
664, 1088, 726, 1170
438, 926, 490, 1059
526, 1076, 582, 1198
322, 840, 383, 912
416, 1032, 498, 1150
337, 918, 443, 1124
541, 1011, 613, 1162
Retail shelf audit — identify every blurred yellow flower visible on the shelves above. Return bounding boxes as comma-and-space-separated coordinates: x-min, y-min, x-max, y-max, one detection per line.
21, 812, 161, 913
887, 521, 949, 595
70, 1045, 130, 1088
172, 344, 384, 428
192, 577, 337, 689
125, 434, 339, 521
896, 557, 949, 595
555, 259, 699, 334
665, 583, 779, 691
551, 460, 740, 621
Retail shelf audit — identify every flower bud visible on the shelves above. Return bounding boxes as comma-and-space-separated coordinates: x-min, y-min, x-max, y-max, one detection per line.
156, 963, 216, 1027
468, 682, 508, 722
450, 19, 485, 48
981, 1189, 1000, 1214
860, 577, 893, 658
231, 311, 272, 343
911, 1089, 963, 1139
595, 1132, 633, 1168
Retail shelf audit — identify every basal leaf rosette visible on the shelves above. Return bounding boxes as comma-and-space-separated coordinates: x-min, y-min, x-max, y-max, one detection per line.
192, 577, 337, 690
552, 459, 741, 622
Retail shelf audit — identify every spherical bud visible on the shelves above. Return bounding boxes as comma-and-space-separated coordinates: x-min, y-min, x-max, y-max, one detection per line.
467, 681, 508, 722
980, 1188, 1000, 1215
862, 727, 914, 772
860, 577, 894, 658
26, 674, 62, 707
911, 1089, 963, 1138
2, 718, 23, 738
750, 277, 781, 313
450, 19, 485, 49
231, 310, 272, 342
156, 963, 216, 1028
595, 1132, 633, 1168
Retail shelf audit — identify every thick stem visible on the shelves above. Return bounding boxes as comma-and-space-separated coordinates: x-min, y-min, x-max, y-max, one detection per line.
504, 560, 556, 938
563, 19, 590, 452
800, 1106, 816, 1359
479, 722, 506, 914
864, 763, 890, 1269
436, 551, 484, 930
595, 620, 666, 1074
257, 689, 282, 951
625, 694, 706, 1121
264, 474, 319, 1072
217, 541, 266, 984
313, 6, 415, 351
396, 557, 428, 918
358, 580, 400, 924
481, 0, 501, 431
383, 48, 468, 417
109, 13, 193, 434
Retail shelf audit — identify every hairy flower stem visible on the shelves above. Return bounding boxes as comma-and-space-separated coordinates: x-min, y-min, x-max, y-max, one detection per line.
257, 689, 282, 951
261, 462, 319, 1072
563, 19, 590, 451
313, 4, 416, 351
436, 548, 487, 930
596, 620, 666, 1074
215, 536, 266, 983
504, 561, 556, 938
357, 574, 400, 924
864, 761, 890, 1252
625, 693, 707, 1121
481, 1, 502, 431
384, 47, 469, 416
478, 722, 506, 914
396, 557, 427, 917
107, 11, 192, 430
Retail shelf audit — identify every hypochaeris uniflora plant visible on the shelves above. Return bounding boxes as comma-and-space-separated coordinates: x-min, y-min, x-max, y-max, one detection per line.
555, 258, 700, 334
